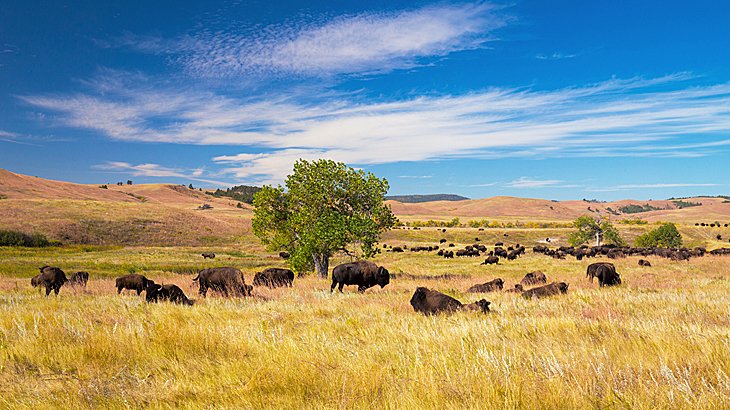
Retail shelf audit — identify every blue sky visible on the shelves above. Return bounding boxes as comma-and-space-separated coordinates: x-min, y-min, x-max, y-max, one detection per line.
1, 1, 730, 200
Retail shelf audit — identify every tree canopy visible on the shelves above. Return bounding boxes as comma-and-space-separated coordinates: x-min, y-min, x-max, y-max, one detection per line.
634, 223, 683, 248
252, 159, 396, 277
568, 215, 625, 246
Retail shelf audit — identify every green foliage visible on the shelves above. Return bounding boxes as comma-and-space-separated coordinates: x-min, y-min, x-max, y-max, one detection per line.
0, 230, 52, 247
634, 223, 683, 248
619, 203, 663, 214
211, 185, 262, 204
672, 200, 701, 209
568, 216, 625, 246
188, 183, 194, 189
619, 218, 649, 225
252, 159, 396, 276
99, 185, 108, 189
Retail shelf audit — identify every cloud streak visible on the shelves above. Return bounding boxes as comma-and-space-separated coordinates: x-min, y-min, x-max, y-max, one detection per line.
93, 161, 229, 186
20, 73, 730, 184
118, 3, 505, 78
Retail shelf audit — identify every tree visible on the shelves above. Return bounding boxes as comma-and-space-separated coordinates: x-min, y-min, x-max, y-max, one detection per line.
634, 223, 682, 248
568, 215, 625, 246
188, 183, 194, 189
252, 159, 396, 278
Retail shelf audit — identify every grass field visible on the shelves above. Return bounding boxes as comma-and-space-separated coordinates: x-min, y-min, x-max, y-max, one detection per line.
1, 226, 730, 409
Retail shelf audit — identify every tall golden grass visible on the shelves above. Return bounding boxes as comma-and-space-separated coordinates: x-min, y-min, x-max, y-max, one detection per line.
1, 237, 730, 408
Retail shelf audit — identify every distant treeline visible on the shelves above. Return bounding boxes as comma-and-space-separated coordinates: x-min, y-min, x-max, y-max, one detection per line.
400, 219, 573, 229
0, 230, 57, 247
210, 185, 262, 204
386, 194, 469, 203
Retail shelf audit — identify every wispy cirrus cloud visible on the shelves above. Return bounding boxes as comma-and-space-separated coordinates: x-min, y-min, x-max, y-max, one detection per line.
93, 161, 229, 186
506, 177, 581, 189
20, 72, 730, 184
115, 3, 506, 78
536, 52, 577, 60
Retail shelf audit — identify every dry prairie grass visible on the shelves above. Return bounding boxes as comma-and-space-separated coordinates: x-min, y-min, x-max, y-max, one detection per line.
1, 242, 730, 409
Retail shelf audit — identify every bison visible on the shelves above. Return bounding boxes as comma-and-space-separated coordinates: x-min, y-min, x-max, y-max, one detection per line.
638, 259, 652, 267
410, 287, 490, 315
586, 262, 621, 286
32, 266, 68, 296
116, 274, 155, 295
466, 278, 504, 293
146, 283, 195, 305
278, 251, 290, 259
201, 252, 216, 259
481, 255, 499, 265
330, 261, 389, 293
253, 267, 295, 288
522, 282, 569, 299
520, 271, 547, 287
193, 267, 251, 297
69, 271, 89, 288
504, 284, 524, 293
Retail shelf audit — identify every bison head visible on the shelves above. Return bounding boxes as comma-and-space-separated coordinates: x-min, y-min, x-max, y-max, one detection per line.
558, 282, 569, 293
145, 282, 162, 302
474, 299, 490, 313
31, 275, 42, 287
376, 266, 390, 288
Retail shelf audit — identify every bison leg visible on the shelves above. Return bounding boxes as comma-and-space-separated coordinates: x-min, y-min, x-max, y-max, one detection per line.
337, 282, 345, 293
330, 280, 337, 292
117, 286, 122, 294
136, 288, 142, 296
54, 285, 60, 295
45, 285, 52, 297
199, 285, 208, 298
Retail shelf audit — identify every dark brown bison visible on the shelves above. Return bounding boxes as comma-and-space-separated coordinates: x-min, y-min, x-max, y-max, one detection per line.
146, 283, 195, 305
32, 266, 68, 296
522, 282, 569, 299
278, 251, 290, 259
193, 267, 251, 297
504, 284, 524, 293
116, 274, 155, 295
201, 252, 216, 259
69, 271, 89, 288
466, 278, 504, 293
330, 261, 389, 293
520, 271, 547, 287
638, 259, 652, 267
587, 262, 621, 286
481, 255, 499, 265
253, 267, 295, 288
410, 287, 490, 315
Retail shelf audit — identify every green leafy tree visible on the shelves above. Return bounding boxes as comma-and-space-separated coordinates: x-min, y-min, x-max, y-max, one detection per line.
634, 223, 683, 248
252, 159, 396, 278
569, 215, 625, 246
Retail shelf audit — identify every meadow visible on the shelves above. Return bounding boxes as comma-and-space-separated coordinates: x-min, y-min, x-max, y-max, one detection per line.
1, 226, 730, 408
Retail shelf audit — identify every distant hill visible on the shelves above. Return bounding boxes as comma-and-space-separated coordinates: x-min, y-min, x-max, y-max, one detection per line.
385, 194, 469, 203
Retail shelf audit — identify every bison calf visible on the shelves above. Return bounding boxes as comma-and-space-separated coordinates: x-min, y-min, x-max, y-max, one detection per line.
522, 282, 569, 299
201, 252, 216, 259
253, 267, 295, 288
146, 283, 195, 305
69, 271, 89, 288
410, 287, 490, 315
466, 278, 504, 293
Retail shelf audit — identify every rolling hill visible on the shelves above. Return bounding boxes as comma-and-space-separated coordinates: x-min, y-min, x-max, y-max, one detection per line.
2, 168, 729, 245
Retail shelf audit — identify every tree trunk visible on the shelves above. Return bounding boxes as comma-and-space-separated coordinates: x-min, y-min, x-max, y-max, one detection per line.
313, 253, 330, 278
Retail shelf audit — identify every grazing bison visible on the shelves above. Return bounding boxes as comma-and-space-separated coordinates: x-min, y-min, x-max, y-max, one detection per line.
504, 284, 524, 293
467, 278, 504, 293
253, 267, 295, 288
201, 252, 216, 259
481, 255, 499, 265
638, 259, 652, 267
410, 287, 490, 315
522, 282, 569, 299
279, 251, 290, 259
330, 261, 389, 293
69, 271, 89, 288
146, 283, 195, 305
586, 262, 618, 283
588, 263, 621, 287
32, 266, 68, 296
520, 271, 547, 287
193, 267, 251, 297
116, 274, 155, 295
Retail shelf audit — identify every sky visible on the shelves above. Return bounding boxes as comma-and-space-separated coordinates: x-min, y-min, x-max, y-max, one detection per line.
1, 0, 730, 200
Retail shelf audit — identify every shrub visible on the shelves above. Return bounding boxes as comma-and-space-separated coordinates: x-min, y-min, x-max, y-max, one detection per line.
635, 223, 682, 248
0, 230, 52, 247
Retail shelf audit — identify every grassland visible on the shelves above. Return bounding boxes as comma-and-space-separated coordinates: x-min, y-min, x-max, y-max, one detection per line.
1, 225, 730, 408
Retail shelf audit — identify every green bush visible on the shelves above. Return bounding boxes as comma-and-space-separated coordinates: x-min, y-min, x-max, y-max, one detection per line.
0, 230, 52, 247
635, 223, 682, 248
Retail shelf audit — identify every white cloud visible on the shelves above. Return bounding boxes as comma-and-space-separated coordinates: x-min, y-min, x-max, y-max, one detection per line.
587, 183, 721, 192
20, 73, 730, 184
536, 52, 577, 60
506, 177, 580, 189
121, 3, 505, 77
93, 161, 229, 186
398, 175, 433, 179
